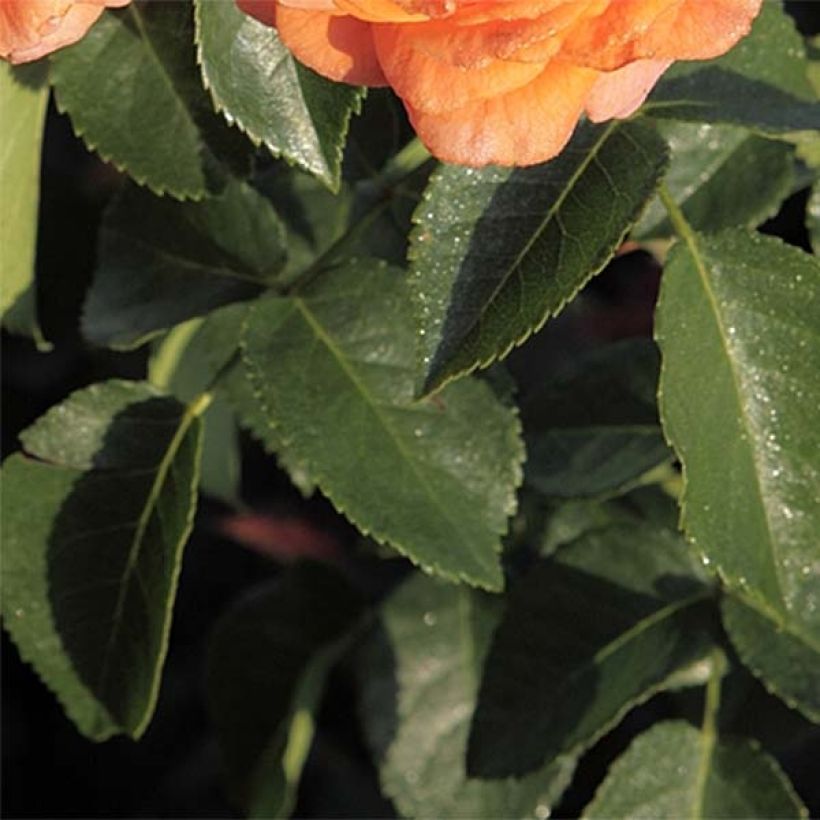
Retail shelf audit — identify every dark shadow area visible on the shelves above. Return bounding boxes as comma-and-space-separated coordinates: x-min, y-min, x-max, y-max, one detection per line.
648, 68, 820, 131
466, 559, 714, 779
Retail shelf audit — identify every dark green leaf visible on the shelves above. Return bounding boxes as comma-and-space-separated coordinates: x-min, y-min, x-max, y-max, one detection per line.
410, 121, 668, 394
361, 574, 575, 818
526, 430, 670, 499
0, 61, 49, 346
255, 167, 354, 277
635, 122, 795, 238
195, 0, 363, 191
584, 720, 806, 818
51, 1, 251, 199
242, 260, 524, 590
193, 303, 317, 497
1, 381, 203, 739
722, 595, 820, 724
646, 4, 820, 133
521, 340, 670, 498
83, 180, 286, 349
149, 320, 242, 506
655, 230, 820, 640
207, 564, 364, 817
468, 524, 713, 776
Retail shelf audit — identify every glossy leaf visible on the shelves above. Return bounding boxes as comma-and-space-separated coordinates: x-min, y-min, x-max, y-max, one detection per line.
51, 1, 250, 199
646, 4, 820, 133
207, 564, 363, 817
585, 720, 805, 818
410, 121, 668, 394
83, 180, 286, 349
242, 261, 524, 590
655, 229, 820, 640
1, 381, 203, 740
361, 574, 575, 818
195, 0, 363, 191
722, 595, 820, 723
521, 340, 671, 498
0, 61, 49, 344
468, 524, 713, 777
635, 122, 795, 238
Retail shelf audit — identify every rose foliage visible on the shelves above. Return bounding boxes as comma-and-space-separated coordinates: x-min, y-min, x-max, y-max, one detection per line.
1, 0, 819, 817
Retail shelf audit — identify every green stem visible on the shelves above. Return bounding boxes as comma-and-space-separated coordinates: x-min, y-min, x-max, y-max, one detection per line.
148, 318, 203, 390
286, 139, 434, 295
658, 183, 696, 246
691, 647, 726, 818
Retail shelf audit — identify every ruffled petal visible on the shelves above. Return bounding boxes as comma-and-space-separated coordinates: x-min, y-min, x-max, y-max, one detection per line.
334, 0, 427, 23
273, 6, 388, 85
372, 0, 597, 70
560, 0, 681, 70
634, 0, 763, 61
373, 21, 543, 113
405, 59, 596, 166
1, 0, 123, 64
585, 57, 671, 121
561, 0, 762, 70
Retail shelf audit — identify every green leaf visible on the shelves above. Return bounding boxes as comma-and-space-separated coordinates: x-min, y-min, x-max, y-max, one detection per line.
520, 340, 671, 498
0, 61, 49, 346
190, 302, 317, 497
255, 167, 354, 277
149, 320, 242, 506
195, 0, 363, 191
410, 121, 668, 394
361, 574, 575, 818
635, 122, 795, 239
83, 180, 286, 349
721, 596, 820, 723
1, 380, 203, 740
468, 524, 714, 777
242, 260, 524, 590
584, 720, 805, 819
646, 4, 820, 133
207, 564, 364, 817
51, 1, 251, 199
655, 229, 820, 640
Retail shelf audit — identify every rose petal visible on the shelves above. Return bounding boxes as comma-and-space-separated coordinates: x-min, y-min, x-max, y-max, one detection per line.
274, 6, 388, 85
636, 0, 763, 62
374, 21, 543, 113
406, 59, 596, 166
376, 0, 597, 70
585, 57, 671, 121
1, 0, 124, 64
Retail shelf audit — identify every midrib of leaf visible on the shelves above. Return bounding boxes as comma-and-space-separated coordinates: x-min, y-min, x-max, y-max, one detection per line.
658, 188, 788, 613
292, 298, 490, 581
105, 227, 267, 286
538, 424, 661, 435
588, 590, 710, 671
434, 122, 617, 352
728, 591, 820, 655
127, 5, 196, 132
92, 390, 209, 729
457, 590, 479, 698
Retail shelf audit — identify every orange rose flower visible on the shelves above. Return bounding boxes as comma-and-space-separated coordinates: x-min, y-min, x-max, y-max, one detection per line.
237, 0, 762, 166
0, 0, 129, 64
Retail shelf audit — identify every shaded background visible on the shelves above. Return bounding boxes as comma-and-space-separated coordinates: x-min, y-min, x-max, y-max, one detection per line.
4, 6, 820, 814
